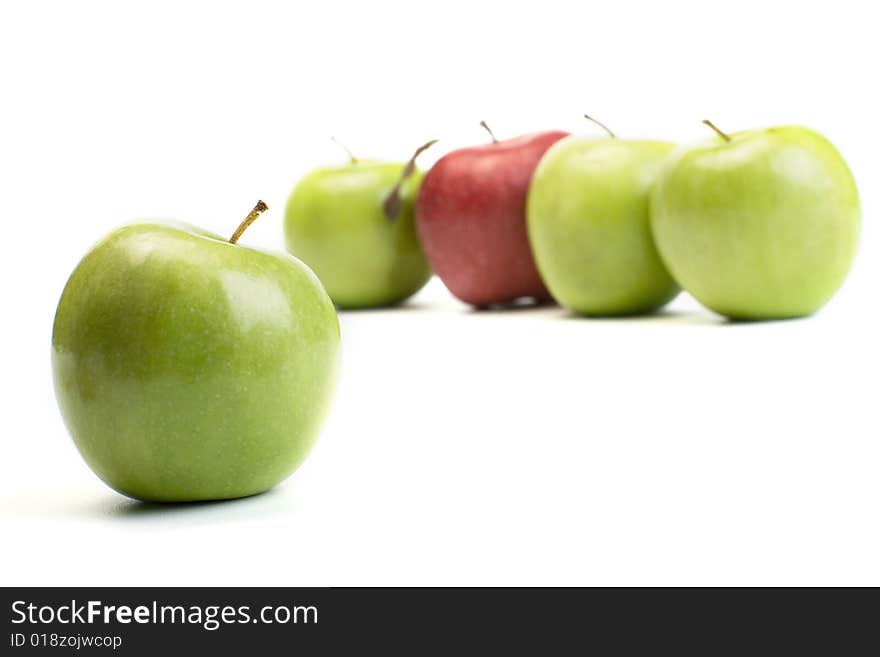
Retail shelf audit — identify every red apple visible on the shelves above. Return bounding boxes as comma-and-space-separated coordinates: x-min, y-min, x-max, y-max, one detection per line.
415, 126, 570, 306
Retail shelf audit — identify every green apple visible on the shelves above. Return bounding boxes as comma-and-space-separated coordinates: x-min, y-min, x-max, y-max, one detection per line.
651, 122, 860, 319
52, 202, 340, 502
284, 141, 436, 309
527, 122, 679, 316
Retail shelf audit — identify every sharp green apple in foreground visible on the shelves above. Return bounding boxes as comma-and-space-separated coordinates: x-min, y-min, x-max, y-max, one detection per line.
527, 117, 679, 315
52, 202, 340, 502
651, 121, 860, 319
284, 141, 435, 309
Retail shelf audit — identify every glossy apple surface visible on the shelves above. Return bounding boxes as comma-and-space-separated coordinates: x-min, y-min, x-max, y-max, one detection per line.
284, 161, 431, 309
651, 125, 860, 319
527, 137, 679, 315
52, 222, 340, 501
416, 130, 569, 306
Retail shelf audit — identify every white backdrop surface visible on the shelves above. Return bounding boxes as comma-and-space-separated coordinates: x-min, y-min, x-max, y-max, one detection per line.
1, 0, 877, 586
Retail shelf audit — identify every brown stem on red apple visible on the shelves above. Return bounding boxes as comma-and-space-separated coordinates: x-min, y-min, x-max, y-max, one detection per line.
331, 136, 358, 163
479, 120, 499, 144
702, 119, 731, 142
229, 200, 268, 244
583, 114, 616, 138
382, 139, 439, 221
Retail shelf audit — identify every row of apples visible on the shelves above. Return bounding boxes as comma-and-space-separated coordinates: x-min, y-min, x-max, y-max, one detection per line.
285, 117, 859, 320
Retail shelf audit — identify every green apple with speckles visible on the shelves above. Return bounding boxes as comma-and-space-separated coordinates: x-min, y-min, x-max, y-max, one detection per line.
52, 202, 340, 502
284, 141, 436, 309
527, 125, 679, 316
651, 122, 860, 319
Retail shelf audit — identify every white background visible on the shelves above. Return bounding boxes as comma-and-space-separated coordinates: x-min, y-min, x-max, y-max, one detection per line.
1, 0, 877, 586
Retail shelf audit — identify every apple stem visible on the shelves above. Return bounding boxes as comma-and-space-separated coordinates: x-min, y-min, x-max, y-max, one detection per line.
479, 120, 499, 144
382, 139, 439, 221
583, 114, 616, 138
229, 200, 268, 244
331, 136, 358, 163
702, 119, 731, 142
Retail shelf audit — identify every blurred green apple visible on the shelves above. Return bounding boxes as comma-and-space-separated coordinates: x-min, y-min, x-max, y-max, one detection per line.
284, 141, 435, 308
527, 120, 678, 316
52, 202, 340, 502
651, 122, 860, 319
